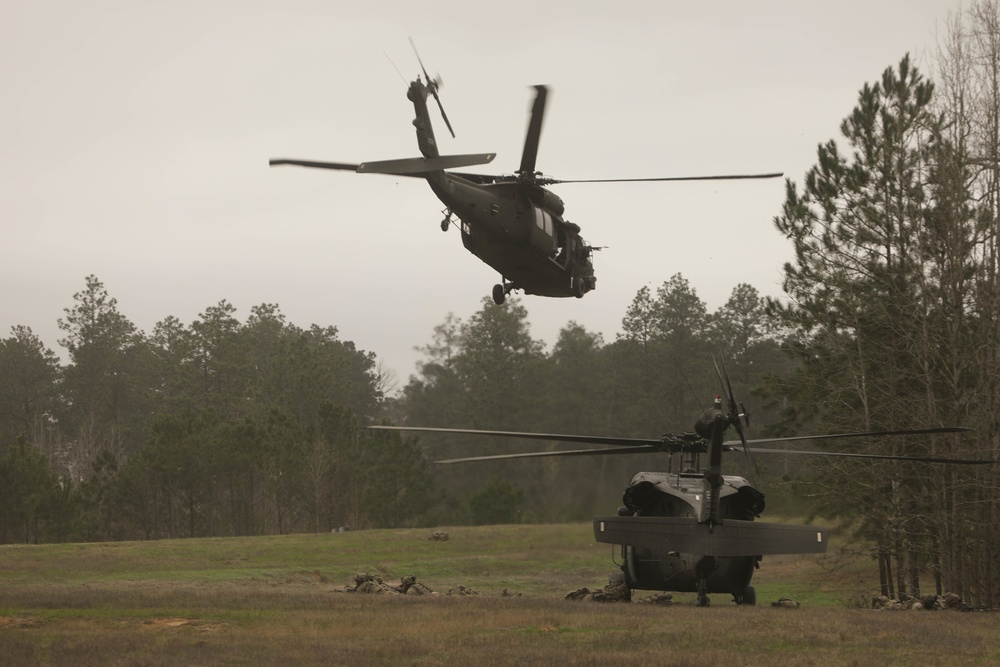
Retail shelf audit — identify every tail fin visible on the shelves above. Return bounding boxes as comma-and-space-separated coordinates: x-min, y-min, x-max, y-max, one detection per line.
408, 79, 440, 159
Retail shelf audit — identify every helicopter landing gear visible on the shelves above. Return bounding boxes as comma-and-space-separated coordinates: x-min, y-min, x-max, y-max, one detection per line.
492, 281, 514, 305
572, 275, 586, 299
695, 578, 710, 607
735, 584, 756, 606
440, 209, 453, 232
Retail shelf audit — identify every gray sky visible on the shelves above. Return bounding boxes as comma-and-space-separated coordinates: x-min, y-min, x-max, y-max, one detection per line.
2, 0, 958, 391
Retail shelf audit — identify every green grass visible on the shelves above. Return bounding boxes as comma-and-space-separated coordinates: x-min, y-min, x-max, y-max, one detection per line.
1, 524, 608, 595
1, 523, 996, 666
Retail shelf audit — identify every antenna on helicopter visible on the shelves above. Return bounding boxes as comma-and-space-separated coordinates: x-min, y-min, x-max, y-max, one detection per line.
384, 51, 407, 85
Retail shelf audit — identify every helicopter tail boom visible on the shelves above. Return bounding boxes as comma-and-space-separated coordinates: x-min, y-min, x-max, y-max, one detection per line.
594, 516, 828, 556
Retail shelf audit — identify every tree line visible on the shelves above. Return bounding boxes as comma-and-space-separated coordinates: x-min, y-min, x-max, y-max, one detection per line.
767, 3, 1000, 607
0, 272, 785, 542
2, 1, 998, 607
0, 277, 434, 542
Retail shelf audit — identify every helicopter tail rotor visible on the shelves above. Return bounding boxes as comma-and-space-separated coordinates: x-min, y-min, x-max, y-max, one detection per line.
410, 37, 455, 138
714, 355, 759, 478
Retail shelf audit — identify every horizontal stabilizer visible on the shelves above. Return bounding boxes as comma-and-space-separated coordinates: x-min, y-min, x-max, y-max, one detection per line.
358, 153, 496, 174
593, 516, 828, 556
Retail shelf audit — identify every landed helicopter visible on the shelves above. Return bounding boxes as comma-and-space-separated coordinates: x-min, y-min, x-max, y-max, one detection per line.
270, 43, 782, 305
370, 361, 987, 606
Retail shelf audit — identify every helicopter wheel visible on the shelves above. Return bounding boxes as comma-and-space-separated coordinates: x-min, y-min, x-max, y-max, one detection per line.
572, 276, 586, 299
735, 585, 756, 606
492, 283, 506, 305
696, 579, 710, 607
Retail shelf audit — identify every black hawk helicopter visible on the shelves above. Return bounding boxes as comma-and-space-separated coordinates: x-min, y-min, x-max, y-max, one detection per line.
369, 361, 987, 606
270, 43, 782, 305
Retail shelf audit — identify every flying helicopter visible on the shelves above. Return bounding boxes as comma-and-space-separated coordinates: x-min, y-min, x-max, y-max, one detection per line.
270, 43, 782, 305
369, 360, 987, 606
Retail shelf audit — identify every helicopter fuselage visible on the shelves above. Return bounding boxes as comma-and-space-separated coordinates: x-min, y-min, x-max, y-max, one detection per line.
615, 470, 764, 603
424, 171, 595, 298
407, 78, 596, 303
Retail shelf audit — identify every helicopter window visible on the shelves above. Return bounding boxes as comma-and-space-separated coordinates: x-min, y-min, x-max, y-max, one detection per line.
533, 208, 553, 236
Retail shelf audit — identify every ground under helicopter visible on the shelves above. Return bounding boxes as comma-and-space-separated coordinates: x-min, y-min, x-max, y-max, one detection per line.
370, 362, 987, 606
270, 43, 782, 305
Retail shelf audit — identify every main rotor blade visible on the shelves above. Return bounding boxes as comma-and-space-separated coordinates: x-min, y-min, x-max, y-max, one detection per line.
519, 85, 548, 175
732, 426, 972, 447
438, 445, 661, 464
269, 159, 362, 171
541, 172, 783, 185
367, 425, 661, 448
741, 447, 990, 466
368, 425, 984, 464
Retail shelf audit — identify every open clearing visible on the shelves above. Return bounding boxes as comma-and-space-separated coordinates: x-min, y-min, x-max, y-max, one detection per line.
1, 523, 996, 666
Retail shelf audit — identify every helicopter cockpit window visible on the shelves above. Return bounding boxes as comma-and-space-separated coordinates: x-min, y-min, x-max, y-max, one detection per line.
533, 208, 553, 236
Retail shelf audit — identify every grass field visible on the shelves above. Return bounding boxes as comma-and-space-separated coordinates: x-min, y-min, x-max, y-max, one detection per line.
1, 522, 996, 666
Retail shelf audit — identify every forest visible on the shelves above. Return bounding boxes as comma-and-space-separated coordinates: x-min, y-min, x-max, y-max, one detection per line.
2, 3, 999, 607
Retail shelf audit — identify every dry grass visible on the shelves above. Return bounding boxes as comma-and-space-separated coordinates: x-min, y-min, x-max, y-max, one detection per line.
1, 523, 996, 666
3, 596, 997, 666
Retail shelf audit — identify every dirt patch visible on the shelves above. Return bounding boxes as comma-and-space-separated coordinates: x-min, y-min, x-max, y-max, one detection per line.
283, 570, 329, 585
0, 615, 44, 629
144, 618, 193, 628
142, 618, 226, 632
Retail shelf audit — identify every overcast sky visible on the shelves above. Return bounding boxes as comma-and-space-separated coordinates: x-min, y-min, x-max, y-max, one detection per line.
2, 0, 961, 391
